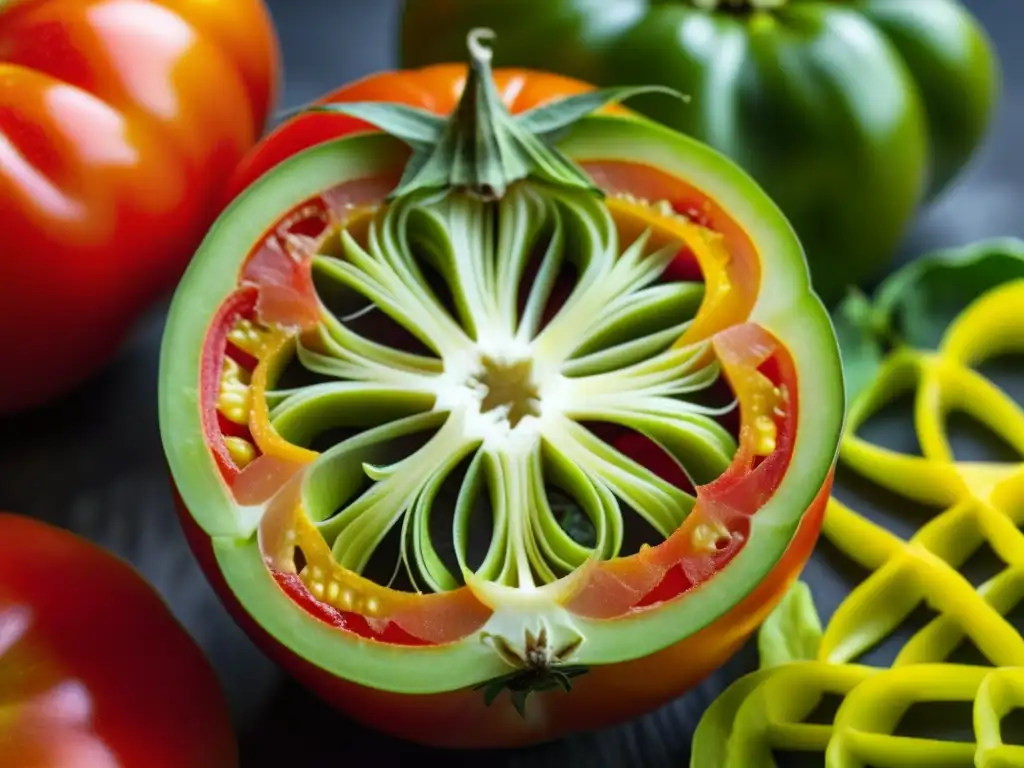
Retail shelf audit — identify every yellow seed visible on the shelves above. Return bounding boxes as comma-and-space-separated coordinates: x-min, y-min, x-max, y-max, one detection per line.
753, 414, 777, 456
326, 582, 340, 602
340, 590, 355, 609
217, 357, 251, 425
223, 437, 256, 468
227, 317, 271, 357
309, 566, 324, 581
691, 521, 732, 554
310, 581, 325, 598
364, 597, 381, 615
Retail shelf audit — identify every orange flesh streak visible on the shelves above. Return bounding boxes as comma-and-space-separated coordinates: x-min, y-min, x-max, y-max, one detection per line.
201, 162, 804, 645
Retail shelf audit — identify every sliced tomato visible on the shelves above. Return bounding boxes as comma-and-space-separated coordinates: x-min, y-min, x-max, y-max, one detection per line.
164, 56, 842, 748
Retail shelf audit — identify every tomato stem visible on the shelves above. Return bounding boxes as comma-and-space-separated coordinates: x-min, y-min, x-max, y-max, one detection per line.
302, 31, 686, 201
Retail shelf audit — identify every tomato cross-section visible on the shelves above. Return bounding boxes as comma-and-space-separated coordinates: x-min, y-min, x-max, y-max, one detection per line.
161, 36, 843, 748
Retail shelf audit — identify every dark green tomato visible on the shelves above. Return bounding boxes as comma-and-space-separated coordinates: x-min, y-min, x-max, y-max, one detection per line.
400, 0, 1000, 304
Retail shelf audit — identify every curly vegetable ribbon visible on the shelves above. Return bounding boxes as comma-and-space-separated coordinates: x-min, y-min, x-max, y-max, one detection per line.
825, 280, 1024, 667
692, 281, 1024, 766
695, 660, 1024, 767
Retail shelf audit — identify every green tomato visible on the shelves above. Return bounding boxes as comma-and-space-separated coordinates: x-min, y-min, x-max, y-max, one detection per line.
400, 0, 1000, 304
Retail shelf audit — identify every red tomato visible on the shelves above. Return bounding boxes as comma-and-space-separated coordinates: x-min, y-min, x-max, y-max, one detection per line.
0, 0, 280, 413
0, 512, 236, 767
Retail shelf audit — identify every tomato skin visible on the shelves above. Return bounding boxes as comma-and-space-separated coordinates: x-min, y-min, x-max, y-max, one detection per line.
0, 0, 279, 413
0, 512, 237, 767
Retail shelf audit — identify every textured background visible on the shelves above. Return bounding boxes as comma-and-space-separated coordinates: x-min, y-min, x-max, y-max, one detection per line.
1, 1, 1021, 765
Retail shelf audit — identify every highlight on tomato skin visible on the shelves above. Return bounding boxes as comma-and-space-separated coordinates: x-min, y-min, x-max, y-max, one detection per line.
0, 0, 280, 414
0, 512, 238, 768
161, 31, 844, 749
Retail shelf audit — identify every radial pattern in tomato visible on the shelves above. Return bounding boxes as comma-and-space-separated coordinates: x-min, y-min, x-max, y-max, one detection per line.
161, 32, 844, 748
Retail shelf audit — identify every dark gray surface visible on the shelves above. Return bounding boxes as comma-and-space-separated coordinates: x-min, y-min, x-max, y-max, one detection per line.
0, 1, 1021, 766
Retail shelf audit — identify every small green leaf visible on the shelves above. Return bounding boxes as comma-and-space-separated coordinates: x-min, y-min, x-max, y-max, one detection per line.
510, 690, 531, 719
690, 669, 775, 768
832, 288, 886, 408
516, 85, 690, 143
480, 679, 506, 707
830, 238, 1024, 406
757, 581, 823, 669
307, 102, 444, 146
875, 238, 1024, 350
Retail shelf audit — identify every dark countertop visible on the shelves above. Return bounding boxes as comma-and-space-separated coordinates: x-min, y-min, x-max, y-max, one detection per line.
1, 1, 1021, 765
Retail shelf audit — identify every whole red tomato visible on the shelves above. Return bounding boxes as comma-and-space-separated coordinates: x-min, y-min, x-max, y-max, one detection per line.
0, 0, 280, 413
0, 512, 237, 767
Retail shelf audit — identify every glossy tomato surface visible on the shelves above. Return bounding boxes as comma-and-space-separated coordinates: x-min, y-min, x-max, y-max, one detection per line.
0, 0, 279, 413
0, 513, 236, 767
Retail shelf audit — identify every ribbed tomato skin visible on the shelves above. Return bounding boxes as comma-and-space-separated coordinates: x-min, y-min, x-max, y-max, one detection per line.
0, 0, 279, 412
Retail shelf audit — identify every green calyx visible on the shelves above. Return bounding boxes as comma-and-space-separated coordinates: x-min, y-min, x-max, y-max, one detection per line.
307, 28, 687, 201
475, 626, 588, 717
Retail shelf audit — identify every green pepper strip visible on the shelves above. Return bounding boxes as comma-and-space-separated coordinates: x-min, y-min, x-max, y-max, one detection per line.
692, 280, 1024, 767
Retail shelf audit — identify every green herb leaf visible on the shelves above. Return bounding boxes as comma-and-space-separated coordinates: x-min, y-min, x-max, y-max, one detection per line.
689, 669, 774, 768
307, 102, 444, 146
757, 581, 823, 669
874, 238, 1024, 350
515, 85, 690, 143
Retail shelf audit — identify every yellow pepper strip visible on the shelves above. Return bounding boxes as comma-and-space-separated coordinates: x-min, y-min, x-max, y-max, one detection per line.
693, 279, 1024, 767
695, 661, 1024, 768
821, 282, 1024, 667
